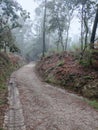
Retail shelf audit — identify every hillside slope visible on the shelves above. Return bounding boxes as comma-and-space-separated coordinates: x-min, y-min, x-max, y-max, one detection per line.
36, 52, 98, 99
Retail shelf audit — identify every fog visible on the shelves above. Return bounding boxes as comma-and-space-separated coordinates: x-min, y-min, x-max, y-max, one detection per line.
12, 0, 98, 61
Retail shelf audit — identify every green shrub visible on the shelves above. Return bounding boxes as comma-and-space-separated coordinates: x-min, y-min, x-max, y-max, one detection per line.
79, 47, 93, 67
45, 74, 56, 84
79, 60, 91, 67
88, 100, 98, 109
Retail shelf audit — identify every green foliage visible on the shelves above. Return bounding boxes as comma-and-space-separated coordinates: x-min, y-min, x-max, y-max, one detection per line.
35, 0, 78, 52
89, 100, 98, 109
85, 99, 98, 109
0, 99, 5, 105
0, 128, 4, 130
79, 59, 91, 67
0, 0, 30, 53
0, 0, 29, 29
47, 0, 75, 33
0, 84, 6, 91
80, 47, 93, 67
9, 43, 20, 53
45, 74, 56, 84
0, 53, 20, 91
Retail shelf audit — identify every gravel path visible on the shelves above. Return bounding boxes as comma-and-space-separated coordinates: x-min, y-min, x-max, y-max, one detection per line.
5, 63, 98, 130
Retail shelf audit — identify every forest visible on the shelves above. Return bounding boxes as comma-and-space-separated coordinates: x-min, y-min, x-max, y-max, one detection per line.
0, 0, 98, 129
0, 0, 98, 61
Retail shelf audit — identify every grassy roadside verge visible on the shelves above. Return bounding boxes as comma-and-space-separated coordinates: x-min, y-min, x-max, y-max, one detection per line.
85, 99, 98, 109
0, 53, 11, 129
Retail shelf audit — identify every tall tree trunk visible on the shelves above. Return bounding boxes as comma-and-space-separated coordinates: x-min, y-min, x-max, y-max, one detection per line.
65, 24, 70, 51
57, 42, 59, 51
84, 17, 88, 48
59, 31, 64, 51
90, 5, 98, 49
81, 4, 84, 51
56, 15, 64, 52
42, 0, 47, 57
4, 42, 6, 53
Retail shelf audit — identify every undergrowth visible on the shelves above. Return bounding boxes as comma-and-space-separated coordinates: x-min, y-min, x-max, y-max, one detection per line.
0, 128, 4, 130
84, 99, 98, 110
0, 52, 23, 128
37, 51, 98, 110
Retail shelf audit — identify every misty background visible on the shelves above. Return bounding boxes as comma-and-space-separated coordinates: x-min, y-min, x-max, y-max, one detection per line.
1, 0, 98, 61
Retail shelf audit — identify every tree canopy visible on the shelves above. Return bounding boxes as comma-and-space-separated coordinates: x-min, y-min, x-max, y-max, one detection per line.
0, 0, 30, 53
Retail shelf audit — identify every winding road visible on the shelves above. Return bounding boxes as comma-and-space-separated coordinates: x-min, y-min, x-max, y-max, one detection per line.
4, 63, 98, 130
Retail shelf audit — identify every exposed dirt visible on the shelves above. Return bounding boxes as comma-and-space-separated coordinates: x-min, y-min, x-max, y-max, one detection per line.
12, 62, 98, 130
36, 52, 98, 98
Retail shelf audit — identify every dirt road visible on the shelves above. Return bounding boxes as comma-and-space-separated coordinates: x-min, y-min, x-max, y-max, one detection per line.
5, 63, 98, 130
